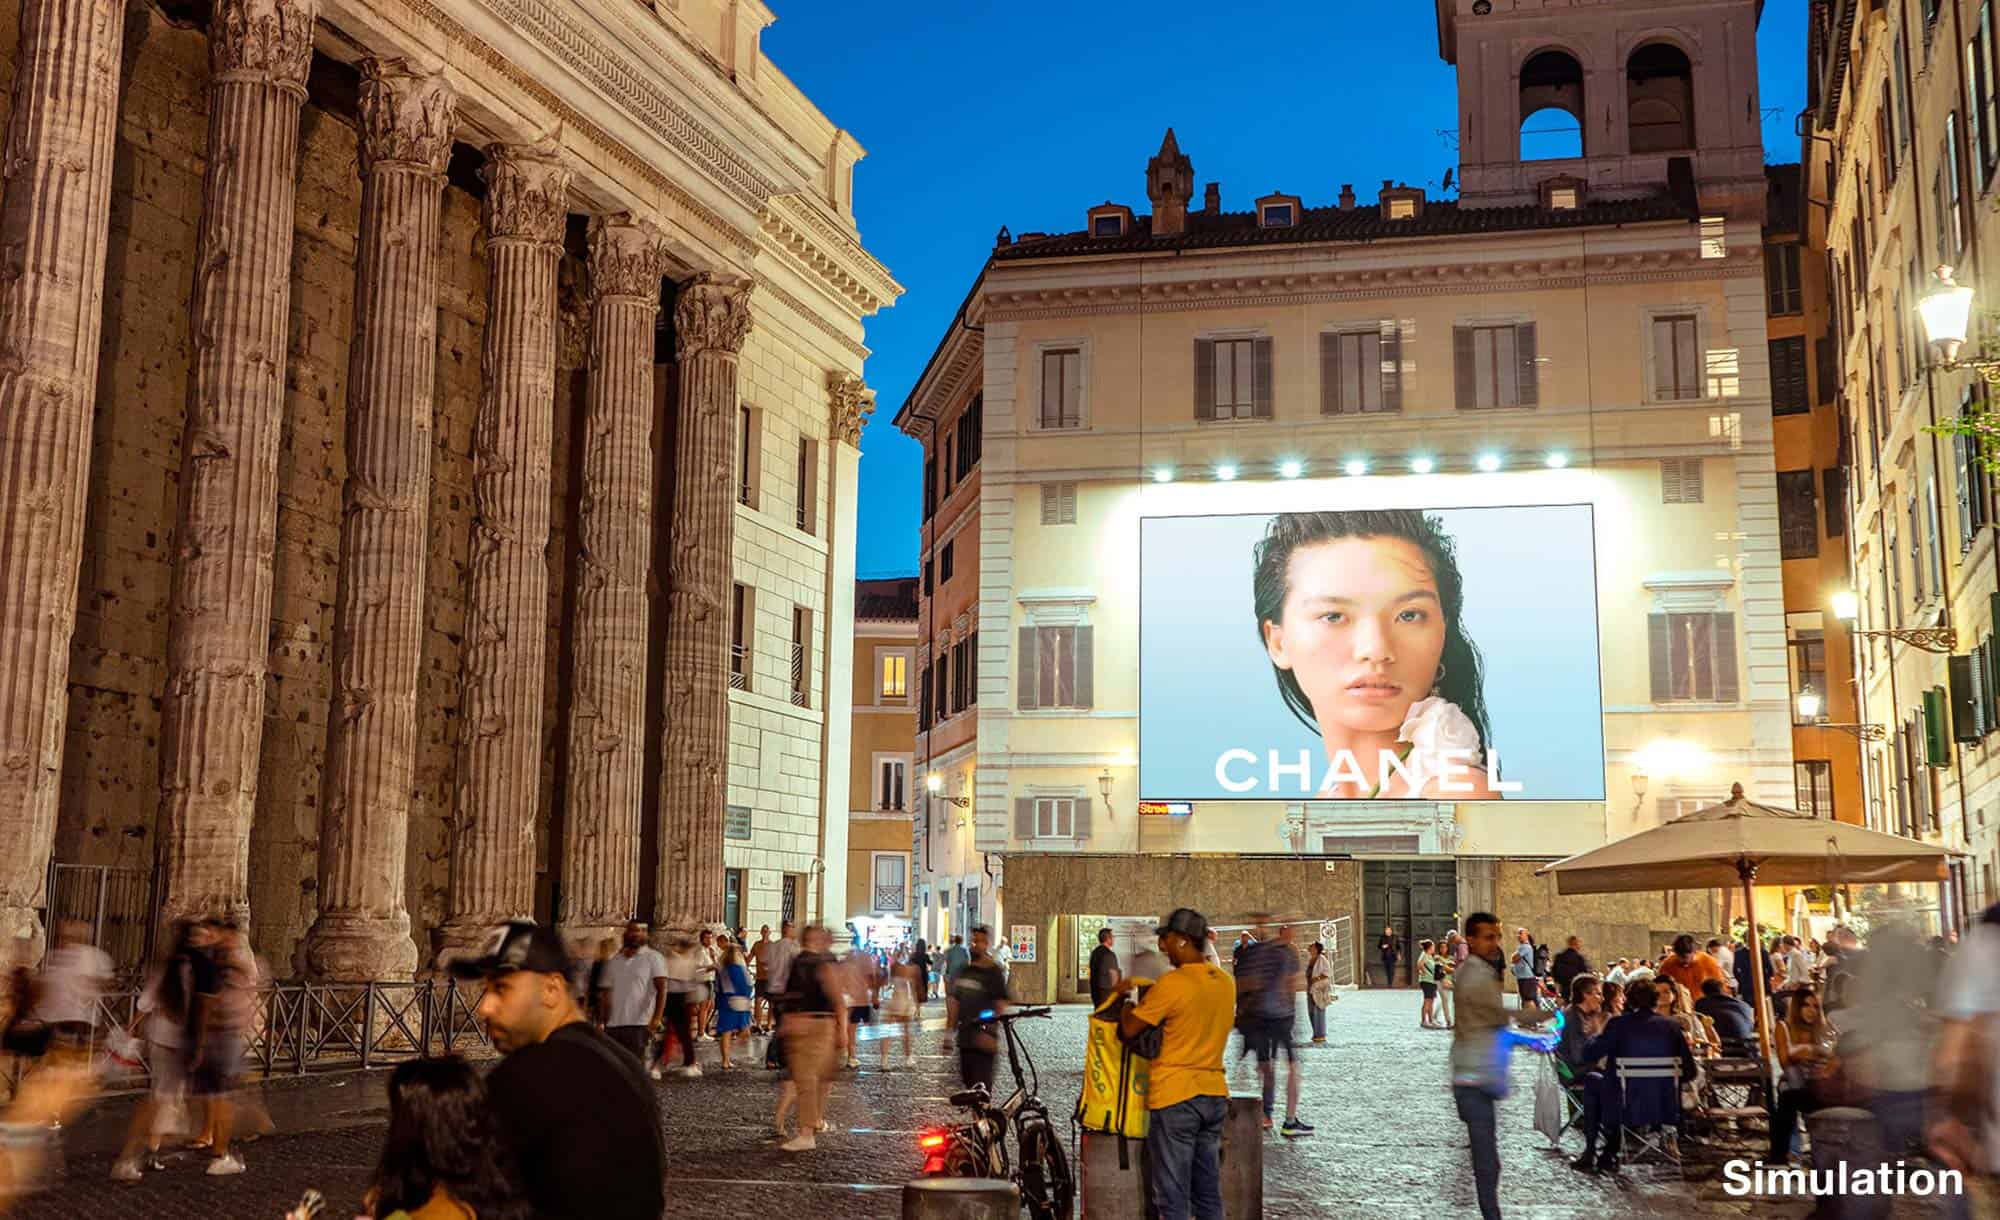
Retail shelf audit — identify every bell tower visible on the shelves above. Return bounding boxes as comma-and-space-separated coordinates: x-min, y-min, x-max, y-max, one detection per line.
1436, 0, 1765, 217
1147, 128, 1194, 236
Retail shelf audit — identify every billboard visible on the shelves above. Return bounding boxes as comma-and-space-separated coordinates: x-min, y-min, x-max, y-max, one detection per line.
1140, 504, 1605, 802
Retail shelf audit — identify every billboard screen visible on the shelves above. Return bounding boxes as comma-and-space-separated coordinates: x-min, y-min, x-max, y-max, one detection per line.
1140, 504, 1606, 802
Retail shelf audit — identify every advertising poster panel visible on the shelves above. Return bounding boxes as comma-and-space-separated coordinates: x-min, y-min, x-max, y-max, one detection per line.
1140, 504, 1606, 802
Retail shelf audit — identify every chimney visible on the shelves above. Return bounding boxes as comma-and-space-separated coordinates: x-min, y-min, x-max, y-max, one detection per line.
1204, 182, 1221, 213
1147, 129, 1193, 236
1338, 184, 1356, 211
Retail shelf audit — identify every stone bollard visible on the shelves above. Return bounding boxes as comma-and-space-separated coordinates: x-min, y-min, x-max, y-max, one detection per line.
1079, 1130, 1150, 1218
1220, 1094, 1264, 1217
902, 1177, 1020, 1220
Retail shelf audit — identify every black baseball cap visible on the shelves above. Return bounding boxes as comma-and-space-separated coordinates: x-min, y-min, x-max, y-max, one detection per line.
448, 920, 572, 980
1156, 908, 1209, 944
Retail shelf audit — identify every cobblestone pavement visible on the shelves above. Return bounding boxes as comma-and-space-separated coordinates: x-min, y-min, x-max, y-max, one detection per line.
3, 989, 1928, 1219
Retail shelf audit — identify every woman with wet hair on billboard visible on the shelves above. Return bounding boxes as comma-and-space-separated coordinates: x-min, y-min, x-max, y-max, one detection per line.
1252, 508, 1502, 800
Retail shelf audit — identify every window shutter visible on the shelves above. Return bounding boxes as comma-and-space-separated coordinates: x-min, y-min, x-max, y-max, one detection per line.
1252, 337, 1274, 418
1648, 613, 1672, 702
1319, 332, 1340, 416
1062, 483, 1076, 523
1959, 435, 1977, 553
1073, 795, 1092, 840
1015, 798, 1035, 839
1381, 323, 1402, 412
1017, 626, 1038, 710
1713, 612, 1740, 702
1194, 339, 1216, 420
1515, 323, 1538, 406
1041, 485, 1057, 526
1074, 625, 1094, 709
1453, 326, 1475, 409
918, 667, 931, 730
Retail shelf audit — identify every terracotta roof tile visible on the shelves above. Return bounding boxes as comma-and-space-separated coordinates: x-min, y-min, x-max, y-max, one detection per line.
856, 577, 919, 622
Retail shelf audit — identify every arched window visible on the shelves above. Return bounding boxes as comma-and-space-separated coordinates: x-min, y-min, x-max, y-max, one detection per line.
1520, 50, 1586, 160
1627, 42, 1694, 153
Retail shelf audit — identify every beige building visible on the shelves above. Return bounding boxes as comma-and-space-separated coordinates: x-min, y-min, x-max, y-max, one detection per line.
0, 0, 898, 974
1812, 0, 1995, 925
901, 0, 1782, 1000
844, 576, 918, 942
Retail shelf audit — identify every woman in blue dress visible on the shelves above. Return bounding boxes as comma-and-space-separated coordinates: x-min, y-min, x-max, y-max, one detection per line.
715, 938, 754, 1070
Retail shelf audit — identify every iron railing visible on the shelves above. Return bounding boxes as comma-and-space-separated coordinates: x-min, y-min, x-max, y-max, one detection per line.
729, 644, 749, 690
47, 863, 153, 979
873, 885, 906, 913
82, 979, 493, 1085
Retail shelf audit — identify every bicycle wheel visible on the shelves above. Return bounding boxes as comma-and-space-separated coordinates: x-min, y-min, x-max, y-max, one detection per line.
939, 1135, 985, 1179
1017, 1121, 1074, 1220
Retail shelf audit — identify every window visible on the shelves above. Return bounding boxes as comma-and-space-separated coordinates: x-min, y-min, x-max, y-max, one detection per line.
1453, 323, 1538, 409
1791, 633, 1827, 723
923, 453, 936, 521
1092, 213, 1124, 237
1386, 197, 1417, 220
954, 394, 982, 479
1770, 337, 1808, 415
879, 651, 907, 701
1651, 314, 1702, 399
1926, 480, 1945, 596
730, 583, 751, 691
1321, 326, 1401, 415
877, 758, 908, 812
737, 405, 760, 508
1661, 457, 1704, 504
1944, 114, 1966, 263
872, 853, 908, 912
917, 659, 931, 731
1877, 83, 1898, 185
1977, 4, 2000, 181
796, 439, 818, 534
1795, 761, 1834, 817
1699, 215, 1727, 259
1040, 349, 1082, 429
1041, 482, 1077, 525
790, 607, 811, 708
1548, 186, 1579, 210
940, 435, 953, 496
1824, 468, 1848, 538
1894, 291, 1910, 391
1647, 611, 1741, 702
1628, 42, 1694, 152
939, 540, 954, 584
923, 559, 932, 598
1766, 244, 1803, 315
1778, 470, 1819, 558
1260, 203, 1294, 226
1017, 624, 1094, 710
1896, 34, 1915, 150
1958, 430, 1994, 551
963, 630, 977, 708
780, 873, 801, 926
1013, 796, 1089, 841
1910, 498, 1927, 605
1195, 337, 1271, 421
950, 637, 970, 715
931, 651, 947, 722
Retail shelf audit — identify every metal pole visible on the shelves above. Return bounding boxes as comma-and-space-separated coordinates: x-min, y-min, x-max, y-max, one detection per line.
1740, 860, 1775, 1071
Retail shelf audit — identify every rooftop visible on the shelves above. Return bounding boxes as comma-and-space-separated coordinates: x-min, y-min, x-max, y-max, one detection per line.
856, 576, 919, 623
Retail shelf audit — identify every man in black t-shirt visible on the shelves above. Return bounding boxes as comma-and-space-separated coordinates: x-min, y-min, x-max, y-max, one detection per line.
1088, 928, 1122, 1010
455, 921, 664, 1220
952, 925, 1010, 1094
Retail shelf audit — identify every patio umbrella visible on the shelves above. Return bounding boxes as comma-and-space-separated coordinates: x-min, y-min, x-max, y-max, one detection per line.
1535, 782, 1957, 1063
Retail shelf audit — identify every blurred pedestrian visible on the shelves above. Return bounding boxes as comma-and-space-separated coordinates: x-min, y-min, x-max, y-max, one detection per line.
456, 922, 662, 1220
363, 1056, 531, 1220
658, 934, 701, 1079
909, 938, 934, 1004
1238, 919, 1311, 1136
110, 922, 196, 1183
1551, 936, 1590, 1006
881, 947, 920, 1068
952, 927, 1010, 1096
939, 935, 968, 1051
748, 925, 776, 1033
585, 937, 616, 1025
1932, 904, 1999, 1197
776, 925, 844, 1152
34, 917, 111, 1051
840, 948, 878, 1069
188, 918, 248, 1176
598, 921, 666, 1068
693, 928, 719, 1042
713, 938, 752, 1071
1451, 912, 1554, 1217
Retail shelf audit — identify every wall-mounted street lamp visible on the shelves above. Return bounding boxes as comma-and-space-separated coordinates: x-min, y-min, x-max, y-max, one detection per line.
925, 771, 970, 809
1918, 266, 1991, 378
1098, 768, 1116, 819
1794, 690, 1888, 741
1829, 588, 1956, 653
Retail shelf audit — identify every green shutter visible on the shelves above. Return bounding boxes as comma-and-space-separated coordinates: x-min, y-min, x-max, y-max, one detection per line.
1923, 686, 1953, 767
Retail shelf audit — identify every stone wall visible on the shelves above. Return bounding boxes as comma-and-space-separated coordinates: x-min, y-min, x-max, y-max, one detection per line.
1490, 858, 1722, 970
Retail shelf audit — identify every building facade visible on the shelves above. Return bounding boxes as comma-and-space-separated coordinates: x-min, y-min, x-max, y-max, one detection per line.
0, 0, 897, 975
1812, 0, 1996, 924
900, 0, 1771, 1000
844, 576, 917, 944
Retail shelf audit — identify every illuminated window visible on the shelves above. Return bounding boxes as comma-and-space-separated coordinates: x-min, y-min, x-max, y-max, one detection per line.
1651, 314, 1702, 399
1387, 197, 1417, 220
1699, 215, 1727, 259
879, 652, 907, 701
1548, 186, 1578, 210
1647, 611, 1741, 703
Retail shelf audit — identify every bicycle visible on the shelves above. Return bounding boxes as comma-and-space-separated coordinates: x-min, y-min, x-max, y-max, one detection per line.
917, 1004, 1074, 1220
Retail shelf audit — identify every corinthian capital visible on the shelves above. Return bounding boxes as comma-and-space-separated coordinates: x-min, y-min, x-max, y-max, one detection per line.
210, 0, 318, 92
356, 60, 456, 175
483, 143, 571, 246
586, 213, 669, 302
674, 273, 754, 359
827, 371, 875, 448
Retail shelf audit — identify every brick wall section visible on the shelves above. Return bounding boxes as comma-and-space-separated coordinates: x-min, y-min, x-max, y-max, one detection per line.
1490, 859, 1721, 969
52, 6, 208, 874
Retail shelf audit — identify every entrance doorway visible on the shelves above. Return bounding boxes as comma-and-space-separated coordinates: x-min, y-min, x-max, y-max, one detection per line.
1362, 859, 1459, 987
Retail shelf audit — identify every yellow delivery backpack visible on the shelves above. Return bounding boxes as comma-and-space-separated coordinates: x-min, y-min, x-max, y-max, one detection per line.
1073, 987, 1152, 1139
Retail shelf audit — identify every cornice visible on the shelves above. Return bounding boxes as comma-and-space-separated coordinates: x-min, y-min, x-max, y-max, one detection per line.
759, 192, 901, 317
898, 323, 983, 437
756, 278, 870, 361
982, 246, 1763, 321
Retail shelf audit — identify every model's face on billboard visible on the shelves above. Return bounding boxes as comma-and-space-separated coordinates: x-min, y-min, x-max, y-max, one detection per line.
1261, 536, 1445, 738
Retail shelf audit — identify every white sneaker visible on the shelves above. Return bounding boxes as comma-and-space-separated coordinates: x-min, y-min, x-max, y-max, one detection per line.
205, 1154, 246, 1176
845, 1055, 860, 1069
649, 1066, 663, 1081
815, 1120, 831, 1133
779, 1135, 816, 1152
110, 1159, 142, 1183
677, 1064, 703, 1078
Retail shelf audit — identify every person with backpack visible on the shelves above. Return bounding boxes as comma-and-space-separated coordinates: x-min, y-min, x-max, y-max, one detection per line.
951, 927, 1010, 1095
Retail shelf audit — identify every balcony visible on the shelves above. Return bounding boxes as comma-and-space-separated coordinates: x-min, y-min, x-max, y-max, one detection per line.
789, 643, 808, 707
874, 885, 907, 913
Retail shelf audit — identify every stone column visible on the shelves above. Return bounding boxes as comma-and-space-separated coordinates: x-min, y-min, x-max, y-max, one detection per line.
304, 61, 455, 981
0, 0, 130, 950
155, 0, 318, 934
556, 215, 667, 945
656, 274, 753, 934
436, 145, 570, 961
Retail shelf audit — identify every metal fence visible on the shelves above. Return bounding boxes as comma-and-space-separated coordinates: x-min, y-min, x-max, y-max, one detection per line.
1322, 915, 1357, 987
82, 979, 494, 1085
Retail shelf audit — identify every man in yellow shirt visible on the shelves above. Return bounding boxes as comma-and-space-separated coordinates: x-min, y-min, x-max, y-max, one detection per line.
1114, 907, 1235, 1220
